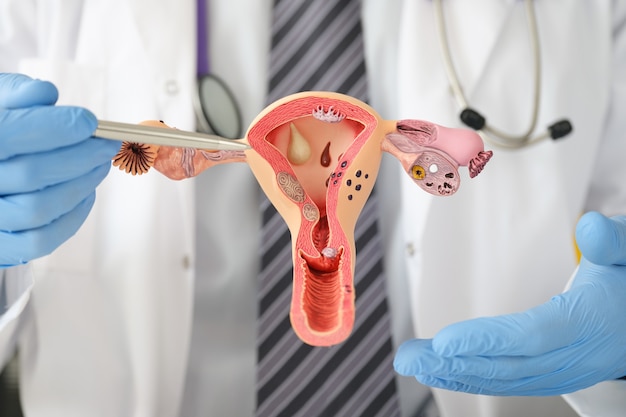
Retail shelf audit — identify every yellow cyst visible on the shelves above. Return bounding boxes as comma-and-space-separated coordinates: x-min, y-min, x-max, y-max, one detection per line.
411, 165, 426, 180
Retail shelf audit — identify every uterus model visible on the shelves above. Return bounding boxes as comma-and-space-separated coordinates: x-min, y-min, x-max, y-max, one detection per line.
113, 92, 492, 347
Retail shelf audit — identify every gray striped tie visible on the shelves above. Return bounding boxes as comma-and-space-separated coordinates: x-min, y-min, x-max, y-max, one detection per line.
256, 1, 400, 416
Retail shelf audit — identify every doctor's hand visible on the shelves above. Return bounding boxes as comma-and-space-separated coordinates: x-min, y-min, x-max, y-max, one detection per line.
0, 73, 120, 267
394, 211, 626, 396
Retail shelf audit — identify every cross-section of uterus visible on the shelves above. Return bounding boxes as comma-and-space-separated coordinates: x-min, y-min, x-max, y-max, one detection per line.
112, 92, 492, 346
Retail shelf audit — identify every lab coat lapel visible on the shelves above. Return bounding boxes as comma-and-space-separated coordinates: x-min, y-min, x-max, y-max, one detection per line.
436, 0, 516, 98
128, 0, 196, 76
395, 0, 515, 120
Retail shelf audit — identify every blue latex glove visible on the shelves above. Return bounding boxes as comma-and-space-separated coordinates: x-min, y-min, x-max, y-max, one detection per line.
394, 211, 626, 396
0, 73, 120, 267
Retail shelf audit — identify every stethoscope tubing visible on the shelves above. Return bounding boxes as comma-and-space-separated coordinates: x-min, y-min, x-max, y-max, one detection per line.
433, 0, 550, 149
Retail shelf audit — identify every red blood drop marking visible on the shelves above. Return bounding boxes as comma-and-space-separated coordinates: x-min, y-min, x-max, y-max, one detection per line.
320, 142, 331, 167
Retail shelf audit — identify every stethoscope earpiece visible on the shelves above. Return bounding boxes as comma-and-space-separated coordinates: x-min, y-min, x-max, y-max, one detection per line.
460, 108, 486, 130
548, 119, 573, 140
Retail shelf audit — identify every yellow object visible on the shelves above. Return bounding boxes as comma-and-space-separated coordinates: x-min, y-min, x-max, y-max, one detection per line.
287, 122, 312, 165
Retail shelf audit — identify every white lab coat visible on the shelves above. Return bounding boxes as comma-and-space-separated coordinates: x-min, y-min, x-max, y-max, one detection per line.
1, 0, 625, 416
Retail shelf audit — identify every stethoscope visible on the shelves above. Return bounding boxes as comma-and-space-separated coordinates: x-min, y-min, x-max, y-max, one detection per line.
194, 0, 242, 138
195, 0, 573, 148
433, 0, 573, 149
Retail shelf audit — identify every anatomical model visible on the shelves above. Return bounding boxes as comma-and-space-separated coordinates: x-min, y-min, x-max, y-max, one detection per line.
113, 92, 492, 346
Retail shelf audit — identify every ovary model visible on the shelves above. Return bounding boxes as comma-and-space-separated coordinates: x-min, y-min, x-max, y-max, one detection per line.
113, 92, 492, 346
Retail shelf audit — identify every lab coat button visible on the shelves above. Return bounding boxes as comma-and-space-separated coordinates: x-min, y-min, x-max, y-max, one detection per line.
165, 80, 180, 95
182, 255, 191, 269
406, 242, 416, 257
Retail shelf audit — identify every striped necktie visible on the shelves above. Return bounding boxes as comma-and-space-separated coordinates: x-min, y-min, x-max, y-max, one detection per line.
256, 1, 400, 416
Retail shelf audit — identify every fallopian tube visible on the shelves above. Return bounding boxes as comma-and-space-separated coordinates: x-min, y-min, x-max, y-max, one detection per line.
112, 92, 493, 347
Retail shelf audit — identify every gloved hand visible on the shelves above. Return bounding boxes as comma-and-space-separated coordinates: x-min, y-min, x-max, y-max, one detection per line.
0, 73, 120, 267
394, 211, 626, 396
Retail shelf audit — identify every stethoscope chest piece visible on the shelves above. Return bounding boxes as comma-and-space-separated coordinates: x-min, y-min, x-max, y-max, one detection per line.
194, 74, 243, 139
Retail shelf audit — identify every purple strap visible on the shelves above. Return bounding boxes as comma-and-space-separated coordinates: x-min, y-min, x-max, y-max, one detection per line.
196, 0, 209, 75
